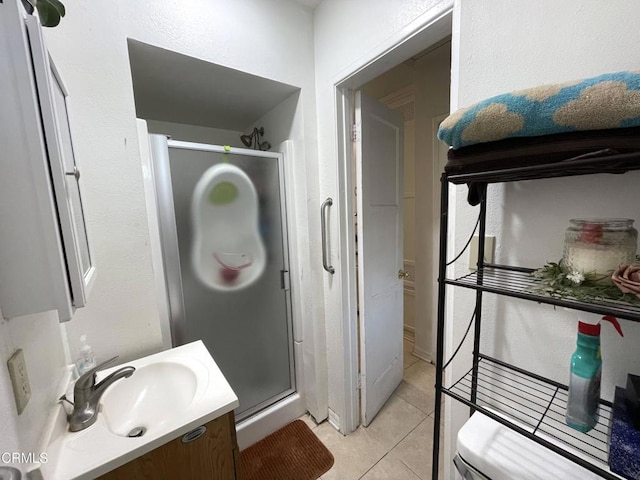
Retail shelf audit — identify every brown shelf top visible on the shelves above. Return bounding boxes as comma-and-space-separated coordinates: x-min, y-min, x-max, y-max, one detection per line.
446, 151, 640, 185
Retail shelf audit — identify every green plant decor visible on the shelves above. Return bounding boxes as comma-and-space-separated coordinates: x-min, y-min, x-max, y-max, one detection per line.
531, 259, 640, 304
30, 0, 66, 27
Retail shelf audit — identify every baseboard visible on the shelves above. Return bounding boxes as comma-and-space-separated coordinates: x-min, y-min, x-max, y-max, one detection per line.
403, 325, 415, 342
327, 408, 341, 431
411, 345, 433, 363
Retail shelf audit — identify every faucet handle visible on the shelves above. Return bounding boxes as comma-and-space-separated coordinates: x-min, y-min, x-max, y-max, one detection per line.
75, 356, 119, 391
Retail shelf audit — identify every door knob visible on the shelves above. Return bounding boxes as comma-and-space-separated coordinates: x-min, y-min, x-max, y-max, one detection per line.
398, 269, 409, 279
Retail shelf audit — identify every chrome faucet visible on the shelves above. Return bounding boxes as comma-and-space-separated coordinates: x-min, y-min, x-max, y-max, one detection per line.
68, 356, 135, 432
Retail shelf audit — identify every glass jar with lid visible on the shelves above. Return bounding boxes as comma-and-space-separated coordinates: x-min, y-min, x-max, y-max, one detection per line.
563, 218, 637, 280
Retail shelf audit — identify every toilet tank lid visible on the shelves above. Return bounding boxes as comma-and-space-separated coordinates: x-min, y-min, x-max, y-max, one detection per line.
456, 411, 607, 480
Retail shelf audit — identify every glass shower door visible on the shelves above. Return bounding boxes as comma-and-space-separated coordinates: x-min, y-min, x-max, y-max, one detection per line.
151, 137, 295, 421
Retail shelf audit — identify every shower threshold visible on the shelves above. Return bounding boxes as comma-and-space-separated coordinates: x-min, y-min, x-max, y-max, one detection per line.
235, 392, 305, 450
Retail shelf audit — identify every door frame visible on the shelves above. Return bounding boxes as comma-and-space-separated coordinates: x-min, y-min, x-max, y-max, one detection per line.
333, 7, 455, 435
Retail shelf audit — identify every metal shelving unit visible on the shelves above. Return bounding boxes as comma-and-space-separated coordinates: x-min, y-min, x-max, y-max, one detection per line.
431, 151, 640, 480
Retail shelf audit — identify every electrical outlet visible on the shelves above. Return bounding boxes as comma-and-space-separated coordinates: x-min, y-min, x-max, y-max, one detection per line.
7, 348, 31, 415
469, 235, 495, 270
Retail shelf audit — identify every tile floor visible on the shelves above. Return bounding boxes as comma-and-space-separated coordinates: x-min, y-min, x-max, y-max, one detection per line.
301, 338, 445, 480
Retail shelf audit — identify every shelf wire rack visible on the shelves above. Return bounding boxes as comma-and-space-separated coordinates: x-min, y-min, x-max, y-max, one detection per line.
446, 263, 640, 322
444, 355, 621, 478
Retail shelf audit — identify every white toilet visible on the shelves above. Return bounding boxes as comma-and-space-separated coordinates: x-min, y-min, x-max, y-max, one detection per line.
454, 412, 607, 480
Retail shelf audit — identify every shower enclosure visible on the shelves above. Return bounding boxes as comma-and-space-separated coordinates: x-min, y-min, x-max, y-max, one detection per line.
148, 135, 296, 423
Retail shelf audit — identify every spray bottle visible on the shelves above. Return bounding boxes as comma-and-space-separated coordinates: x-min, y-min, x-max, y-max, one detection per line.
566, 315, 623, 432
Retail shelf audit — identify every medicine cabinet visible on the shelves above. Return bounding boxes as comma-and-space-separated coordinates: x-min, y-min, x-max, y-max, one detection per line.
0, 2, 95, 322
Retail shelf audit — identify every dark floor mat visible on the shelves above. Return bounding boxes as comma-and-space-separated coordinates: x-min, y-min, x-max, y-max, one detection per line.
240, 419, 334, 480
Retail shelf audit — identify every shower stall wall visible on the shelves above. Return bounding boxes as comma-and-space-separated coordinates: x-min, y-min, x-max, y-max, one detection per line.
149, 135, 298, 425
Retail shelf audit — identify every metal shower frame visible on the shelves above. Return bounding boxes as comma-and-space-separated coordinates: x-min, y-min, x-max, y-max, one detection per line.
148, 135, 297, 422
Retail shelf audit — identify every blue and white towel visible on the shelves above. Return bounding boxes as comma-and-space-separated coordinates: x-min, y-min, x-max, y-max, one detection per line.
438, 71, 640, 149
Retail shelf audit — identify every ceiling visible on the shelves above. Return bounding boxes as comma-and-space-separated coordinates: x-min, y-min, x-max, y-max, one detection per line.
128, 40, 299, 132
290, 0, 322, 9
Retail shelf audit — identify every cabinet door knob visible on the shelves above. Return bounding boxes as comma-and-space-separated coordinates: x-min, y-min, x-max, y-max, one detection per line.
65, 166, 80, 181
398, 269, 410, 279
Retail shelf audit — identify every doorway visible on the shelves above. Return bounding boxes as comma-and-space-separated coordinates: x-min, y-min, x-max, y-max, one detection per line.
336, 12, 453, 432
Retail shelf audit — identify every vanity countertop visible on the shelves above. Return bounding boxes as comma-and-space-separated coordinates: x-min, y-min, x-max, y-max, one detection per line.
33, 341, 238, 480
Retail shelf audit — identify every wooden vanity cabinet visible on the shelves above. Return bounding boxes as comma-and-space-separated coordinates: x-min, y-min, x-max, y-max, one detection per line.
99, 412, 240, 480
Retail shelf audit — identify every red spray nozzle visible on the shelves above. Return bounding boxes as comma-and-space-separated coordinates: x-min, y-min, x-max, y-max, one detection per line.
602, 315, 624, 337
578, 315, 624, 337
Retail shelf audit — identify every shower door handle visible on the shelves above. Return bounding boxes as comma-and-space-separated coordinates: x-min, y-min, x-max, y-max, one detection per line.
321, 198, 335, 274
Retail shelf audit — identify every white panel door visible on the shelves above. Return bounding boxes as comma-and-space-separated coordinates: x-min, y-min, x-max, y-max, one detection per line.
355, 91, 404, 426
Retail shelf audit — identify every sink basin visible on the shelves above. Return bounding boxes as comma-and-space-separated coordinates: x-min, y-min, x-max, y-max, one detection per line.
34, 341, 239, 480
100, 360, 199, 437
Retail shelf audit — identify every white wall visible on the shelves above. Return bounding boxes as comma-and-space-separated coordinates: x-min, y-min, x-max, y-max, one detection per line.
314, 0, 453, 432
362, 63, 415, 99
404, 121, 417, 333
146, 120, 243, 146
413, 44, 450, 361
41, 0, 322, 378
43, 0, 164, 364
445, 0, 640, 475
246, 92, 302, 150
0, 310, 68, 474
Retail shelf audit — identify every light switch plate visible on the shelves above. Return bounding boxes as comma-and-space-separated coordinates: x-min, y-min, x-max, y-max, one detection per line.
469, 235, 495, 270
7, 348, 31, 415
